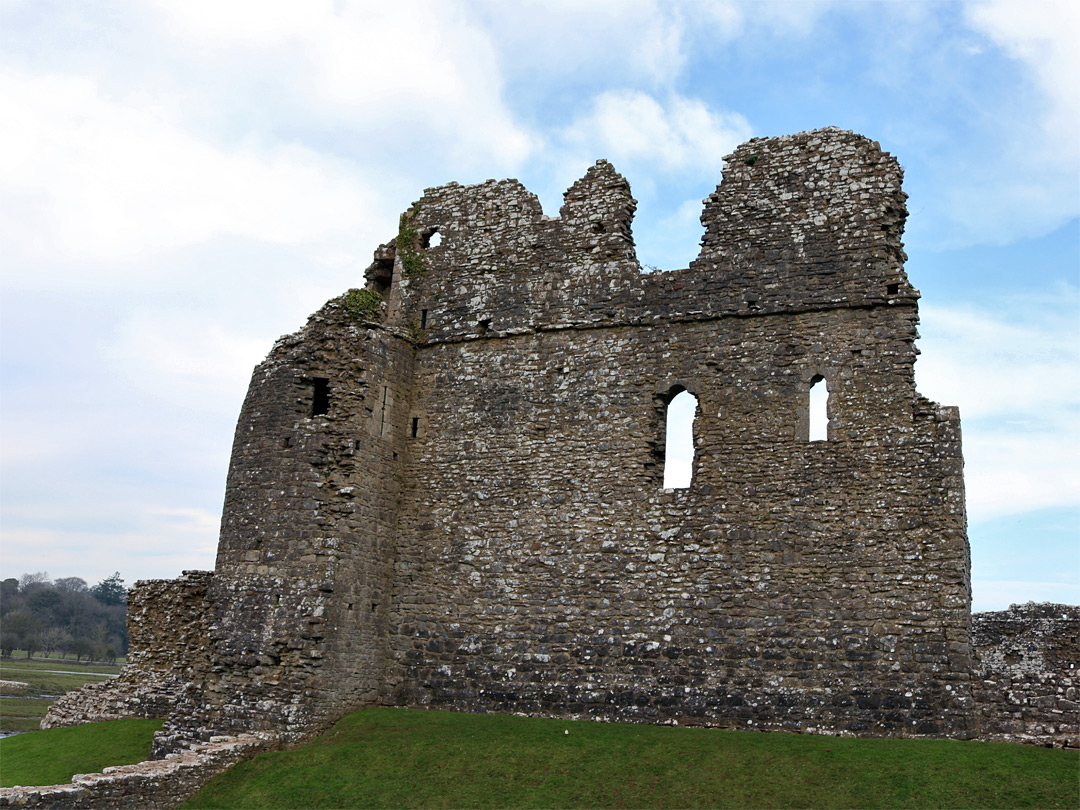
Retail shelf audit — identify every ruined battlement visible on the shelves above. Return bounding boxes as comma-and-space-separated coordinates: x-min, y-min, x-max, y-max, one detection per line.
373, 128, 917, 346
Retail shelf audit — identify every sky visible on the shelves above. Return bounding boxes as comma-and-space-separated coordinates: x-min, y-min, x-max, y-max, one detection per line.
0, 0, 1076, 612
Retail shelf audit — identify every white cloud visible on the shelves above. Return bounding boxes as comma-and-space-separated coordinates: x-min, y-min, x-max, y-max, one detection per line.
102, 310, 268, 414
473, 0, 689, 86
696, 0, 832, 40
928, 0, 1080, 247
964, 0, 1080, 161
0, 68, 375, 264
916, 297, 1080, 520
560, 90, 752, 176
1, 509, 220, 585
147, 0, 537, 170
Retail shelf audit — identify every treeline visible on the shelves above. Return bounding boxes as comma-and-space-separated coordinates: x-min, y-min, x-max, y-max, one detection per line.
0, 572, 128, 663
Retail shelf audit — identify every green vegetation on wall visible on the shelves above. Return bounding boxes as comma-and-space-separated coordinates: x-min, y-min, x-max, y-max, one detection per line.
396, 210, 424, 276
340, 288, 384, 322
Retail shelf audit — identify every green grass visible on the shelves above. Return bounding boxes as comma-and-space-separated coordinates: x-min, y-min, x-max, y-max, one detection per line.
0, 655, 121, 732
182, 708, 1079, 809
0, 718, 163, 787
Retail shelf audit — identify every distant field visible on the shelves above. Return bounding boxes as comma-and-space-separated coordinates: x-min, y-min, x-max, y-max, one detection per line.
182, 708, 1080, 810
0, 718, 161, 787
0, 655, 122, 733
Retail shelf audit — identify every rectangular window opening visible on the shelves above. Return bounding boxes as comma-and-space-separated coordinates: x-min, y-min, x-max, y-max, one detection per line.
809, 376, 829, 441
410, 417, 419, 438
420, 309, 428, 329
312, 378, 330, 417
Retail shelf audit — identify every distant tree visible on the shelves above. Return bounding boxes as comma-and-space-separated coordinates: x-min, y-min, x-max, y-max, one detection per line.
0, 631, 17, 657
105, 645, 118, 665
71, 636, 94, 663
4, 611, 41, 657
91, 572, 126, 606
57, 632, 76, 660
39, 627, 69, 658
28, 588, 63, 626
0, 578, 18, 617
19, 572, 50, 590
1, 573, 128, 659
54, 577, 89, 594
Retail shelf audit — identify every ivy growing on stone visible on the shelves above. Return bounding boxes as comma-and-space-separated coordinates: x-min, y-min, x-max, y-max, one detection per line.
397, 211, 425, 276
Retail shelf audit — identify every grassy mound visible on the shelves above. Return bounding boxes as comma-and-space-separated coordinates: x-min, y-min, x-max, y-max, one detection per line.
183, 708, 1078, 809
0, 718, 162, 787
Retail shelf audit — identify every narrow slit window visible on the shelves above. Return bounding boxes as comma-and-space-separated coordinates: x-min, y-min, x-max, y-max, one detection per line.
663, 389, 698, 489
411, 417, 419, 438
809, 376, 829, 441
312, 378, 330, 417
421, 309, 428, 329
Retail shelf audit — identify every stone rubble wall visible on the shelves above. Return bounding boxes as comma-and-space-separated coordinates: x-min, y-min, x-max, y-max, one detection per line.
169, 127, 976, 743
972, 602, 1079, 747
42, 572, 212, 729
0, 733, 271, 810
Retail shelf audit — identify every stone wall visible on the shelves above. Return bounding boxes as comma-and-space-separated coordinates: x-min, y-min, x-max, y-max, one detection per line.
42, 572, 212, 729
0, 733, 269, 810
972, 603, 1079, 746
152, 128, 975, 747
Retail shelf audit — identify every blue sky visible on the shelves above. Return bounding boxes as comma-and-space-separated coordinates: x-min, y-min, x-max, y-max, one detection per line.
0, 0, 1076, 611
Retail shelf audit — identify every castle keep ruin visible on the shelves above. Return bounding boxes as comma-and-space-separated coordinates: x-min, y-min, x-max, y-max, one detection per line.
41, 129, 1078, 759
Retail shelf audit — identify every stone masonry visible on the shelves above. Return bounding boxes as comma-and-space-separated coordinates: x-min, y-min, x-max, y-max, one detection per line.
42, 129, 1076, 767
972, 603, 1078, 747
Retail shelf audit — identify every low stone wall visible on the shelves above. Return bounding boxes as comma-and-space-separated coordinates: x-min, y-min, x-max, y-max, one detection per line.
972, 602, 1079, 747
40, 679, 186, 729
0, 733, 271, 810
42, 572, 212, 730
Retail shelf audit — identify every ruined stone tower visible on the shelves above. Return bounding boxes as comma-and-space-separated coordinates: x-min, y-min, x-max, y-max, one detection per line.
138, 126, 971, 747
45, 129, 986, 759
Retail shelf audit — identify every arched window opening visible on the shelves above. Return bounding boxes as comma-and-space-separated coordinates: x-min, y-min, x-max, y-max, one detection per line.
809, 375, 829, 442
663, 389, 699, 489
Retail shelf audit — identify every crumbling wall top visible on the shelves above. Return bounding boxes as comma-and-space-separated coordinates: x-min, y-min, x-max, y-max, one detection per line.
692, 127, 913, 301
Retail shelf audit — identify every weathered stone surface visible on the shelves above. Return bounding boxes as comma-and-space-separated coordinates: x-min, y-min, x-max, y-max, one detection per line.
972, 602, 1079, 747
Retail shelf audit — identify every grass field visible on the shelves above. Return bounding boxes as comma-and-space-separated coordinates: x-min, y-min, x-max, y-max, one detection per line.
0, 718, 162, 787
180, 708, 1079, 809
0, 655, 122, 733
